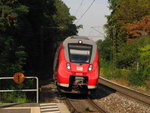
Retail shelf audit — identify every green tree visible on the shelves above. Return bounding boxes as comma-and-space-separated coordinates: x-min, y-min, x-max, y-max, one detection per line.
0, 0, 28, 76
97, 39, 113, 61
140, 43, 150, 79
0, 36, 27, 76
0, 0, 29, 33
0, 0, 78, 78
13, 0, 78, 78
52, 0, 77, 36
117, 42, 139, 68
107, 0, 122, 10
104, 0, 150, 68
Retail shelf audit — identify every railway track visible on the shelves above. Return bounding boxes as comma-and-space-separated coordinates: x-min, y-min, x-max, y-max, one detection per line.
40, 82, 108, 113
40, 77, 150, 113
87, 98, 107, 113
99, 77, 150, 105
64, 97, 107, 113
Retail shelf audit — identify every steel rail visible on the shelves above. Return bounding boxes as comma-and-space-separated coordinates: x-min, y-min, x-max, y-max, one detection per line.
64, 96, 107, 113
87, 98, 108, 113
99, 77, 150, 105
64, 98, 79, 113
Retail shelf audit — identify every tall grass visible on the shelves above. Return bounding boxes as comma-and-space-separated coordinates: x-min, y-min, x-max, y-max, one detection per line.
100, 59, 122, 79
0, 79, 35, 103
127, 70, 147, 86
0, 92, 28, 103
101, 59, 147, 89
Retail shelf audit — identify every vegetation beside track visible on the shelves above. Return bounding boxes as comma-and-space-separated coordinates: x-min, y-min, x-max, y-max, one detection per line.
0, 0, 78, 103
97, 0, 150, 94
0, 79, 35, 103
100, 59, 150, 95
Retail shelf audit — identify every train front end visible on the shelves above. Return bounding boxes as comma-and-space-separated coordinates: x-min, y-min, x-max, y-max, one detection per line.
54, 36, 99, 94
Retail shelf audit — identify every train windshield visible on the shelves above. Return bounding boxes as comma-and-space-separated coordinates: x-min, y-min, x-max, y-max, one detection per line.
68, 44, 92, 63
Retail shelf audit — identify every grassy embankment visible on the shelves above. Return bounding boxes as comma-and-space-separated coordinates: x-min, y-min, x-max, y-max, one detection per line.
100, 59, 150, 94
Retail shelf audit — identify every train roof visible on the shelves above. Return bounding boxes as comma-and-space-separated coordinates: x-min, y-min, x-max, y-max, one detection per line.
63, 36, 95, 45
69, 36, 89, 40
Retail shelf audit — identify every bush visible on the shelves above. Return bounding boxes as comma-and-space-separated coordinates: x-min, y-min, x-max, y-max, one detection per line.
142, 65, 150, 79
0, 92, 28, 103
127, 70, 146, 86
0, 79, 35, 103
100, 59, 113, 79
101, 59, 122, 79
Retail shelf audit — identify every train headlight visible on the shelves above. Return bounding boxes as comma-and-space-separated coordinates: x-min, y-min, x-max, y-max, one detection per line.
88, 64, 93, 71
66, 63, 71, 70
78, 40, 83, 44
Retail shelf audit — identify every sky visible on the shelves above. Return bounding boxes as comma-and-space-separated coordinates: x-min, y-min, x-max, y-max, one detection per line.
61, 0, 111, 41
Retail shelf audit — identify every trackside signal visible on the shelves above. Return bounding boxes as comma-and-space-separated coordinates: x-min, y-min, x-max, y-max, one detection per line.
13, 72, 25, 84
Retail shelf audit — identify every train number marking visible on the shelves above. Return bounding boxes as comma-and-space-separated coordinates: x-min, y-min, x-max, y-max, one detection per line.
76, 66, 83, 71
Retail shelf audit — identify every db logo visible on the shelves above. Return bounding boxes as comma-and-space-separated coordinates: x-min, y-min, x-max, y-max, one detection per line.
13, 72, 25, 84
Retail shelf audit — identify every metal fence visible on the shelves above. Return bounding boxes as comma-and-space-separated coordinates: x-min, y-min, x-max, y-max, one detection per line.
0, 76, 39, 103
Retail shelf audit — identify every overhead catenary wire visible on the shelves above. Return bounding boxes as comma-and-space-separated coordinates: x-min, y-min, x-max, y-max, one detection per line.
91, 27, 105, 36
76, 0, 96, 24
90, 26, 104, 28
88, 36, 104, 37
75, 0, 84, 16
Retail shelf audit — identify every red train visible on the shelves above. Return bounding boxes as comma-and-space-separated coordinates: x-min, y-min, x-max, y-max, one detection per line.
53, 36, 99, 94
